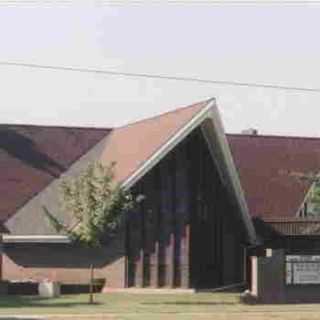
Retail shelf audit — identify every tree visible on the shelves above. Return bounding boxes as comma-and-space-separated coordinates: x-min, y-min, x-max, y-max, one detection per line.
289, 171, 320, 217
44, 161, 134, 304
306, 181, 320, 217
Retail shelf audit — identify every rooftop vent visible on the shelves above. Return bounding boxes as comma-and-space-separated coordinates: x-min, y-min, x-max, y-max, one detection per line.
241, 128, 258, 135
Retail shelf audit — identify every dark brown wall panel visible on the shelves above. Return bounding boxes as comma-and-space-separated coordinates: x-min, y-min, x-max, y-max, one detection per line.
126, 127, 246, 288
189, 129, 245, 288
163, 155, 175, 287
174, 142, 190, 288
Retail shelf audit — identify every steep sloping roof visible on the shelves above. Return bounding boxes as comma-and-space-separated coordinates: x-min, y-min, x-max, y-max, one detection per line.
0, 125, 111, 222
101, 101, 209, 185
227, 134, 320, 219
93, 99, 254, 242
1, 101, 209, 230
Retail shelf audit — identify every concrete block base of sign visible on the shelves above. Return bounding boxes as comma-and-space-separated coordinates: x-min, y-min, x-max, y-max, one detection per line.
38, 281, 60, 298
239, 290, 258, 304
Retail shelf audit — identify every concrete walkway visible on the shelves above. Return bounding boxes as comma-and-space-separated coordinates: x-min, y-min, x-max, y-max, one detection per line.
0, 316, 44, 320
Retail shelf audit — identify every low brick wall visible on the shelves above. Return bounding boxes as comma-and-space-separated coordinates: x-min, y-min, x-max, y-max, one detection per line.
2, 239, 126, 289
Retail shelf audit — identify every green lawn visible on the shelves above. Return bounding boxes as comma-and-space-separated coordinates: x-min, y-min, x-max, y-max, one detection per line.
1, 292, 320, 319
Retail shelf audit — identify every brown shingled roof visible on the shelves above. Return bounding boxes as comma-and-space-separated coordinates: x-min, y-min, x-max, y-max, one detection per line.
0, 125, 111, 222
227, 134, 320, 219
101, 100, 209, 184
0, 100, 209, 227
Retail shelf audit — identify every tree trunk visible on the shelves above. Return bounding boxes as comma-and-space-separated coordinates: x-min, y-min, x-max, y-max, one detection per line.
89, 262, 94, 304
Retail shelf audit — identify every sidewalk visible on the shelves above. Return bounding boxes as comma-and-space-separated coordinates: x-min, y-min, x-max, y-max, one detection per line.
0, 316, 44, 320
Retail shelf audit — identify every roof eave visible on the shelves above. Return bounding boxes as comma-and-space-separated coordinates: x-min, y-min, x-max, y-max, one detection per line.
203, 104, 257, 244
1, 235, 70, 244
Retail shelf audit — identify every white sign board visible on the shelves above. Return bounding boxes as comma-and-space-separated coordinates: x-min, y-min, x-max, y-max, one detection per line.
286, 255, 320, 284
286, 255, 320, 262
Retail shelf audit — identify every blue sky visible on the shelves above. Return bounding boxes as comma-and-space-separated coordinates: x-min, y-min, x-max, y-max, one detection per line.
1, 2, 320, 136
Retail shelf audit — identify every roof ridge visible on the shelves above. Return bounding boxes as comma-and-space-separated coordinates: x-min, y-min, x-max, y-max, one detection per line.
227, 133, 320, 141
115, 98, 214, 130
0, 99, 214, 132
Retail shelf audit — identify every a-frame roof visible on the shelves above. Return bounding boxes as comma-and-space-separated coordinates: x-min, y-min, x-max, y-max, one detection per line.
1, 101, 208, 227
2, 100, 256, 244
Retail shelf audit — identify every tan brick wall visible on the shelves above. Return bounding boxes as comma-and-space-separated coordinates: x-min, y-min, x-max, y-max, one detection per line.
2, 255, 125, 288
2, 238, 126, 288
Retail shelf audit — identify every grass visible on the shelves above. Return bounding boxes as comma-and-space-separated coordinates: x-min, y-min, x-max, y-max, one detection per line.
2, 292, 320, 319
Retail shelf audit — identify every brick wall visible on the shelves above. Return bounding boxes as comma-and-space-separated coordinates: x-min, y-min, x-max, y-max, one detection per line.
2, 236, 126, 288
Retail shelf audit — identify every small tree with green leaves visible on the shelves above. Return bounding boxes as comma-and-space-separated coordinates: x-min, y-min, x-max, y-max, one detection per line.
44, 161, 134, 304
288, 171, 320, 217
